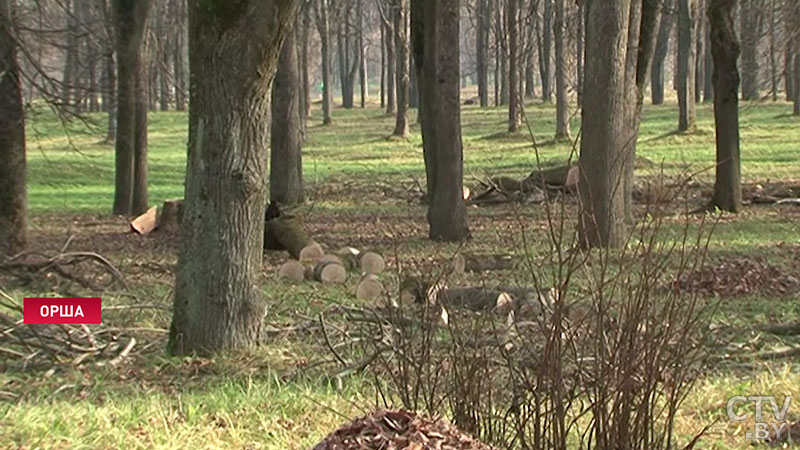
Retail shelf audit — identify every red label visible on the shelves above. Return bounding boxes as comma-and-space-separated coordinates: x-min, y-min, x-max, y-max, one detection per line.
23, 298, 102, 324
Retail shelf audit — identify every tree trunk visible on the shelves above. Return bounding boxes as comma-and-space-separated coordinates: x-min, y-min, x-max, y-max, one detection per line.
576, 0, 584, 107
476, 0, 490, 107
411, 0, 469, 242
99, 0, 117, 141
677, 0, 697, 132
132, 58, 149, 215
316, 0, 333, 125
794, 47, 800, 115
393, 0, 410, 136
0, 0, 26, 254
507, 0, 520, 131
768, 0, 777, 101
739, 0, 762, 101
694, 0, 704, 103
553, 0, 569, 138
498, 0, 508, 105
785, 41, 794, 102
358, 0, 367, 108
302, 6, 313, 119
168, 0, 302, 356
651, 0, 675, 105
384, 12, 397, 114
271, 28, 304, 206
703, 10, 714, 102
172, 0, 186, 111
578, 0, 630, 249
525, 0, 537, 99
708, 0, 741, 212
539, 0, 552, 102
112, 0, 152, 215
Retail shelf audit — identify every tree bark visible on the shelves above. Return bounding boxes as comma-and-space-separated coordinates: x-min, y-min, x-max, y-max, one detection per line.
576, 0, 585, 107
172, 0, 186, 111
703, 8, 714, 102
393, 0, 410, 136
411, 0, 469, 242
0, 0, 27, 254
132, 57, 149, 215
578, 0, 631, 249
651, 0, 675, 105
508, 0, 520, 131
302, 6, 313, 119
168, 0, 302, 356
677, 0, 697, 132
271, 28, 303, 206
112, 0, 152, 215
553, 0, 569, 138
708, 0, 741, 212
384, 8, 396, 114
358, 0, 367, 108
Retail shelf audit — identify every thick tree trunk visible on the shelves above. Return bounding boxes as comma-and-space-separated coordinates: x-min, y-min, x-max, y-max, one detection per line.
578, 0, 630, 249
651, 0, 675, 105
703, 12, 714, 102
411, 0, 469, 242
112, 0, 152, 215
316, 0, 333, 125
172, 0, 186, 112
271, 28, 303, 206
507, 0, 520, 131
576, 0, 584, 107
132, 60, 149, 215
739, 0, 762, 101
99, 0, 117, 141
169, 0, 302, 356
393, 0, 410, 136
0, 0, 27, 254
677, 0, 697, 132
708, 0, 741, 212
553, 0, 569, 138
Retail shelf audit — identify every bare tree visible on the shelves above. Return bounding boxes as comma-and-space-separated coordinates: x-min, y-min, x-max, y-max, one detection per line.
111, 0, 152, 215
315, 0, 333, 124
708, 0, 741, 212
553, 0, 569, 138
411, 0, 469, 242
538, 0, 552, 102
676, 0, 697, 132
507, 0, 520, 131
0, 0, 27, 254
476, 0, 490, 107
168, 0, 302, 356
651, 0, 675, 105
393, 0, 410, 137
271, 27, 304, 206
739, 0, 763, 101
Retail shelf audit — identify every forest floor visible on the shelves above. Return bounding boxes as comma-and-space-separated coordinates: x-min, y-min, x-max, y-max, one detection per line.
1, 100, 800, 449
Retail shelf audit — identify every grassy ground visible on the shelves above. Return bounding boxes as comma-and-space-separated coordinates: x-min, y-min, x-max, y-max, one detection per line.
2, 99, 800, 449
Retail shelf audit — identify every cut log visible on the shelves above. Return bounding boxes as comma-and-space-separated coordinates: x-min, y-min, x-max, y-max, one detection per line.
313, 261, 347, 284
319, 254, 344, 266
158, 199, 183, 233
356, 274, 385, 301
522, 164, 580, 191
334, 247, 361, 269
130, 206, 158, 235
360, 252, 386, 275
278, 260, 306, 282
266, 217, 323, 260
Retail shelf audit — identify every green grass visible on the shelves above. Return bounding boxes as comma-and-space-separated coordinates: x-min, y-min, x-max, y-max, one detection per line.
3, 99, 800, 449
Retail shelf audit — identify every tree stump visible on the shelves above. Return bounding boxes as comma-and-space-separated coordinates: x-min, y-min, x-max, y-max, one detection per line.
158, 199, 183, 233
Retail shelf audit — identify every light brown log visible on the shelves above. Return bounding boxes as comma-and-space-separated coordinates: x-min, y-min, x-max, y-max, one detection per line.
158, 199, 183, 233
360, 251, 386, 275
522, 164, 580, 191
313, 261, 347, 284
299, 242, 325, 262
278, 260, 306, 282
130, 206, 158, 235
356, 274, 385, 302
318, 254, 343, 266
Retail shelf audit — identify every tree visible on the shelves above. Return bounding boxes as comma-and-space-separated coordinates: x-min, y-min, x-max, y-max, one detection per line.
381, 1, 396, 115
553, 0, 569, 138
411, 0, 469, 242
579, 0, 658, 248
507, 0, 521, 131
476, 0, 490, 107
168, 0, 302, 356
739, 0, 763, 101
651, 0, 675, 105
538, 0, 552, 102
708, 0, 741, 213
0, 0, 27, 254
676, 0, 697, 132
315, 0, 333, 125
393, 0, 410, 137
111, 0, 152, 216
271, 27, 304, 206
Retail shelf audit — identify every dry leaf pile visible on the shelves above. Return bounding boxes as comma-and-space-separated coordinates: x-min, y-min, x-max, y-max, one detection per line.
312, 409, 495, 450
674, 256, 800, 297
